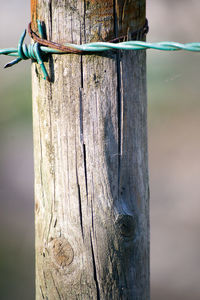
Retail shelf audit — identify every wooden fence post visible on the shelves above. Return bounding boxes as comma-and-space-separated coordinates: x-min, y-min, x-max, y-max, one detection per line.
31, 0, 149, 299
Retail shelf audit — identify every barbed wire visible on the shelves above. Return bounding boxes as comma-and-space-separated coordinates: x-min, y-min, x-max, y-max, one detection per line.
1, 20, 200, 81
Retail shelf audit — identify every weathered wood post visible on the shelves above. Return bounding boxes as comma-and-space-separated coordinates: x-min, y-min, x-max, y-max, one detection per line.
31, 0, 149, 299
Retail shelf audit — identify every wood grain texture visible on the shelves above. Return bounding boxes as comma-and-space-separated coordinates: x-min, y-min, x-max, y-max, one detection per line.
31, 0, 38, 30
32, 0, 149, 299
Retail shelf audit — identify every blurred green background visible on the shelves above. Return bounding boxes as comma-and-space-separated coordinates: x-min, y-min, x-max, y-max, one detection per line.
1, 1, 200, 299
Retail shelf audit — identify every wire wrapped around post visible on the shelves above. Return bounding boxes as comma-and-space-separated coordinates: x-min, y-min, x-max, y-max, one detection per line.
1, 19, 200, 81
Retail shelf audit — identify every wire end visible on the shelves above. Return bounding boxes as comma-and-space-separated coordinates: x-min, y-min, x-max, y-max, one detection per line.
4, 57, 22, 68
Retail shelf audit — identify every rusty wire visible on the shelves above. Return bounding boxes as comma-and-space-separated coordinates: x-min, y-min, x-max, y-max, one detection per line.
27, 19, 149, 54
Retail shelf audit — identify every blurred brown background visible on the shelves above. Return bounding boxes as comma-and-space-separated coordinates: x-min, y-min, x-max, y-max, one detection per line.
0, 1, 200, 299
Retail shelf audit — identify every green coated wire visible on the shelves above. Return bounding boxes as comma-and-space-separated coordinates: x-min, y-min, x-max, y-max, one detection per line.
62, 41, 200, 52
1, 19, 200, 80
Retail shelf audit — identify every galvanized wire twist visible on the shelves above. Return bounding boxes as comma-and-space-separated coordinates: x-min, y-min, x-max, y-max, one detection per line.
1, 20, 200, 81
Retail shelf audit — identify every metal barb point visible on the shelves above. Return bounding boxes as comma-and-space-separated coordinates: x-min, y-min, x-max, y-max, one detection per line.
1, 24, 50, 80
4, 57, 22, 68
18, 29, 27, 60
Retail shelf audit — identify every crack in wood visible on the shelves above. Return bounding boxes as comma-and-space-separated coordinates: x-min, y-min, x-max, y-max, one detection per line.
116, 54, 122, 199
91, 196, 94, 234
54, 218, 57, 228
83, 0, 86, 43
79, 88, 84, 143
83, 143, 88, 196
48, 0, 52, 39
43, 271, 48, 289
80, 56, 84, 89
40, 285, 45, 299
77, 181, 84, 239
47, 213, 53, 242
75, 137, 84, 239
90, 233, 101, 300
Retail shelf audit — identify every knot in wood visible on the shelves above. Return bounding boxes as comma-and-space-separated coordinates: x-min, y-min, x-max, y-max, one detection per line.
50, 237, 74, 268
116, 215, 136, 238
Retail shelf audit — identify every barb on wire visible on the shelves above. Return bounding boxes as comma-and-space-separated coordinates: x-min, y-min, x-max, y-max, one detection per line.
1, 24, 49, 80
1, 19, 200, 81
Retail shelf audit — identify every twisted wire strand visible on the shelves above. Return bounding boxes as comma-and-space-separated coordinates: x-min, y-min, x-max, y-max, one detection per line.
62, 41, 200, 52
1, 20, 200, 81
